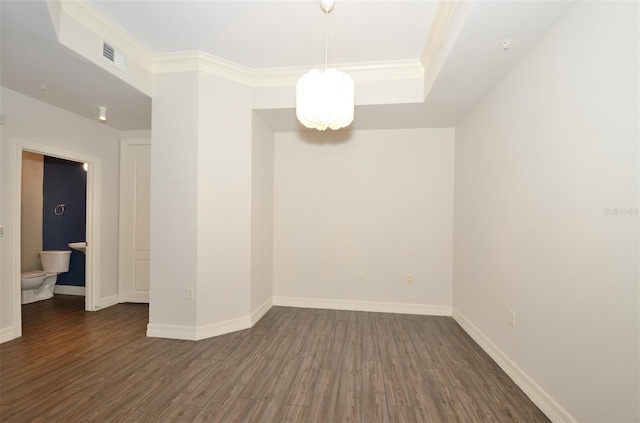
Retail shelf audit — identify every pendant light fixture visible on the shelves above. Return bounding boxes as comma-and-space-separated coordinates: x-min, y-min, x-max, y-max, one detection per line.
296, 0, 354, 131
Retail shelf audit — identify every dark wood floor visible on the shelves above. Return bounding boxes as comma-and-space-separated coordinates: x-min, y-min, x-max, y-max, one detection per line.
1, 295, 549, 422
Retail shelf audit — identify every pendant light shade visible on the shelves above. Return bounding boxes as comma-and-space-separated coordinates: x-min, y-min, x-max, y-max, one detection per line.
296, 68, 354, 131
296, 0, 354, 131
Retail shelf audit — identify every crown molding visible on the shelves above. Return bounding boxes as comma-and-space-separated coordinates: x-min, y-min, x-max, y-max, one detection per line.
58, 0, 432, 90
421, 0, 475, 98
153, 51, 256, 86
421, 0, 459, 70
59, 0, 154, 71
154, 51, 424, 88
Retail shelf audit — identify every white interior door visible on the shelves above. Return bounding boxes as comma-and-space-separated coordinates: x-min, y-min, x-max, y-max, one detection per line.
119, 139, 150, 303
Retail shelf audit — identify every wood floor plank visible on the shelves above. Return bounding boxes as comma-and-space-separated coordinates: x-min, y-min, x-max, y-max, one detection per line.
260, 355, 303, 402
362, 359, 390, 423
1, 296, 550, 423
321, 340, 347, 370
460, 366, 513, 404
344, 315, 362, 343
218, 397, 263, 423
425, 368, 474, 423
304, 368, 340, 422
454, 385, 501, 423
85, 407, 148, 423
191, 382, 246, 422
277, 404, 309, 422
397, 339, 426, 381
175, 358, 229, 407
362, 317, 381, 362
286, 367, 319, 406
238, 355, 281, 400
388, 404, 418, 423
246, 399, 285, 423
154, 403, 204, 423
0, 405, 18, 422
407, 378, 446, 422
330, 319, 348, 342
306, 334, 331, 366
334, 367, 361, 423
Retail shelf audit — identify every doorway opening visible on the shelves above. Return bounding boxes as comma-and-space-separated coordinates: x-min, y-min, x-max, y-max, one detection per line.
22, 153, 87, 298
11, 139, 101, 338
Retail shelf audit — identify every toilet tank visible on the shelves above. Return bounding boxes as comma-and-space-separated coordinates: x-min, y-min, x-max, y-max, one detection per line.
39, 250, 71, 272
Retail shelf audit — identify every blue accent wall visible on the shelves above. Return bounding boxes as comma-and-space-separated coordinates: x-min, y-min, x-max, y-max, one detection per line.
43, 157, 86, 286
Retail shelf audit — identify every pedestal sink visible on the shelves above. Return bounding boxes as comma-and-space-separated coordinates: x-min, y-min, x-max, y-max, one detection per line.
68, 242, 87, 254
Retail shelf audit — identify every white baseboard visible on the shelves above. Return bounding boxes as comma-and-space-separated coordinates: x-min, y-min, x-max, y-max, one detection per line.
96, 295, 118, 310
147, 323, 196, 341
452, 309, 576, 423
146, 296, 450, 341
0, 326, 17, 344
273, 296, 452, 316
147, 323, 199, 341
54, 285, 86, 296
147, 298, 273, 341
147, 315, 252, 341
196, 315, 252, 340
251, 297, 273, 325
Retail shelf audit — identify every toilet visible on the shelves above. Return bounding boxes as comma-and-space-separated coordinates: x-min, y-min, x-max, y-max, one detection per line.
20, 250, 71, 304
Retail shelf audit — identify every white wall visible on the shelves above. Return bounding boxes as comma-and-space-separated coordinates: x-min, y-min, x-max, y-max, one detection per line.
274, 128, 454, 312
251, 112, 274, 313
149, 71, 255, 337
21, 151, 44, 272
121, 130, 151, 141
453, 2, 639, 422
0, 87, 121, 339
149, 72, 199, 328
196, 73, 252, 325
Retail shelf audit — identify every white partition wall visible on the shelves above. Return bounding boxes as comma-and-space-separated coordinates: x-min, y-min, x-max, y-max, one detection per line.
148, 70, 254, 339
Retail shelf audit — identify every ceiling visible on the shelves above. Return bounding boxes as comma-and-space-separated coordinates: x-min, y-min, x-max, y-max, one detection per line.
90, 0, 439, 69
0, 0, 152, 130
0, 0, 574, 132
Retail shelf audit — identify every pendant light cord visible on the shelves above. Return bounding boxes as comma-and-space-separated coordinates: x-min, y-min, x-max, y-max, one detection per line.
324, 10, 328, 70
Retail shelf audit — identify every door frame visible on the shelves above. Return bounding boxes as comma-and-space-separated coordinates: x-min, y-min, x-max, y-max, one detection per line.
118, 137, 150, 303
11, 138, 102, 338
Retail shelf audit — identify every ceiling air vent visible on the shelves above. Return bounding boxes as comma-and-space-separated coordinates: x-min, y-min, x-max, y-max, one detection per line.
102, 41, 127, 72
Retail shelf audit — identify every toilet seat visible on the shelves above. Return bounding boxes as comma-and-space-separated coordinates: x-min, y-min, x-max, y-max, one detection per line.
21, 271, 47, 279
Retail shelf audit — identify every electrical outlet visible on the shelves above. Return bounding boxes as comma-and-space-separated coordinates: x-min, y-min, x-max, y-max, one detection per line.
357, 273, 364, 282
509, 310, 516, 327
406, 275, 413, 284
186, 287, 195, 300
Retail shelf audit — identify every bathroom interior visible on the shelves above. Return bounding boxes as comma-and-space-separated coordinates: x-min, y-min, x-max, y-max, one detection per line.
20, 151, 87, 310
